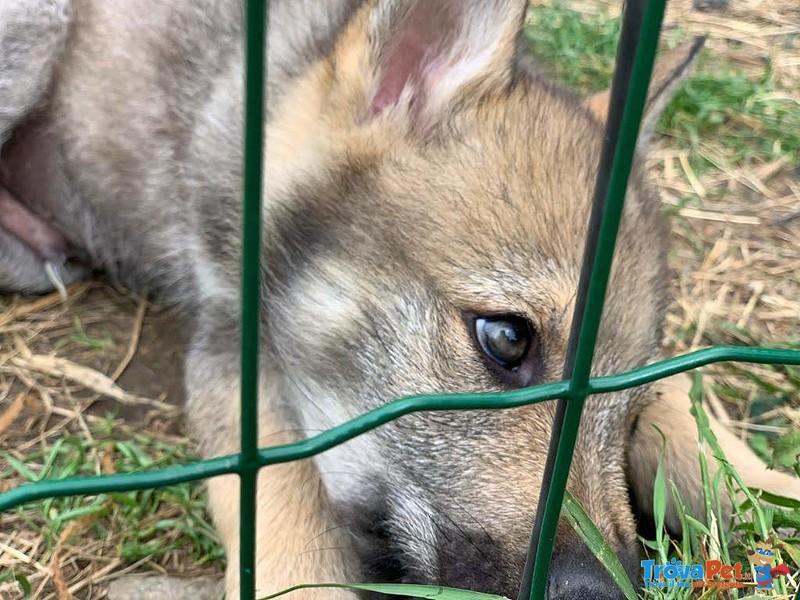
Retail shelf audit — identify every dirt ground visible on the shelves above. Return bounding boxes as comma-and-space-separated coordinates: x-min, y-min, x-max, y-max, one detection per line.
1, 282, 187, 429
1, 0, 799, 598
0, 284, 214, 599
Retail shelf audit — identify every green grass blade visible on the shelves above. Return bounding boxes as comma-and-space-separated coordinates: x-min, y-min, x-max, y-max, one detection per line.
683, 515, 712, 538
669, 481, 693, 560
695, 586, 721, 600
1, 452, 39, 482
562, 490, 638, 600
689, 374, 715, 533
14, 573, 31, 598
259, 583, 508, 600
771, 431, 800, 470
780, 541, 800, 571
750, 489, 800, 510
711, 470, 731, 569
688, 372, 769, 538
651, 426, 669, 565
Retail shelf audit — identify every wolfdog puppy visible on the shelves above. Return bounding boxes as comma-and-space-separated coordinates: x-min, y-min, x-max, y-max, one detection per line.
1, 1, 798, 598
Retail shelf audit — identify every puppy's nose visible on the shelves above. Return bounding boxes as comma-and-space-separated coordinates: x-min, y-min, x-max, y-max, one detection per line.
546, 544, 634, 600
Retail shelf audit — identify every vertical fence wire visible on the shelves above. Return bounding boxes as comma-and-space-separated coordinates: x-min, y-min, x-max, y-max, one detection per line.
518, 0, 668, 598
240, 0, 268, 598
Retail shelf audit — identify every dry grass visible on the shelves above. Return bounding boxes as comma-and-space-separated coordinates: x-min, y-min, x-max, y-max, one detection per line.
527, 0, 800, 432
0, 284, 221, 599
656, 0, 800, 436
1, 1, 799, 598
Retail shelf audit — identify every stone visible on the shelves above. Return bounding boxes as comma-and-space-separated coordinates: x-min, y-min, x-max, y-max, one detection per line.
107, 575, 225, 600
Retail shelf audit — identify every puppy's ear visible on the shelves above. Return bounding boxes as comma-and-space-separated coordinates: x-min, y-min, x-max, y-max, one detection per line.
585, 38, 704, 147
327, 0, 527, 134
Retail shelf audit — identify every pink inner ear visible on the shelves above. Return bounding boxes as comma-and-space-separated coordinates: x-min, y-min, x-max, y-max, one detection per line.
370, 32, 430, 116
369, 2, 463, 117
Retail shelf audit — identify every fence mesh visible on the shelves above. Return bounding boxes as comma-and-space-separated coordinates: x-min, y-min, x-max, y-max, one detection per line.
1, 1, 799, 600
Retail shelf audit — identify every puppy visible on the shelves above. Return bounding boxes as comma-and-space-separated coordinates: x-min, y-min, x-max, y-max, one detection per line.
1, 1, 798, 598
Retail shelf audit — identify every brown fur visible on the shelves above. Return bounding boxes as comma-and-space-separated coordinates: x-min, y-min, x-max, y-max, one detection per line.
1, 1, 798, 598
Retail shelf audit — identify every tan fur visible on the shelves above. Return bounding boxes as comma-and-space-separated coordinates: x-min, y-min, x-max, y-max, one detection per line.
585, 89, 613, 122
207, 458, 358, 599
181, 352, 361, 598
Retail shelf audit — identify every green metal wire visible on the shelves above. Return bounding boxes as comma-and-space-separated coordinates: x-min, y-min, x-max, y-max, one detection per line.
1, 2, 799, 600
240, 0, 268, 598
2, 346, 798, 512
520, 0, 668, 597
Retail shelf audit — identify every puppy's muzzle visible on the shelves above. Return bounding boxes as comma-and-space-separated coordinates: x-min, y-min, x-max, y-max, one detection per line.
546, 541, 638, 600
431, 525, 635, 599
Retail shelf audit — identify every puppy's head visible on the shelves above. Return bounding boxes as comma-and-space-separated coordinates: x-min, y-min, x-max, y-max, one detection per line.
264, 1, 700, 596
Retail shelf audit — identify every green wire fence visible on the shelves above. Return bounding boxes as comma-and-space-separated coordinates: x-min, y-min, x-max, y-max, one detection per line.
2, 1, 799, 599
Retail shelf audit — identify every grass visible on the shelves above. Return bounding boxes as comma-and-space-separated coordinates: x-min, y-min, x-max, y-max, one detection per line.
523, 2, 621, 92
522, 2, 800, 597
524, 0, 800, 446
626, 373, 798, 599
0, 286, 224, 598
524, 2, 800, 170
0, 411, 224, 598
55, 317, 114, 352
662, 61, 800, 167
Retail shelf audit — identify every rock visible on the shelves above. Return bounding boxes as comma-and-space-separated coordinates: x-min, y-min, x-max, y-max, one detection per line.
107, 575, 224, 600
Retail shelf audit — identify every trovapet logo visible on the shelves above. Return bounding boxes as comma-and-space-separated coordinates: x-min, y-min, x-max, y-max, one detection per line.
641, 558, 747, 589
641, 536, 797, 592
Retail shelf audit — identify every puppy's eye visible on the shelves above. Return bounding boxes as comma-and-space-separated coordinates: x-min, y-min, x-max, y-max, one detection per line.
474, 316, 533, 369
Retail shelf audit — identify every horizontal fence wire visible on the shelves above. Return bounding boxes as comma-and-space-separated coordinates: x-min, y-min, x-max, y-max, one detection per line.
2, 347, 799, 512
1, 1, 800, 599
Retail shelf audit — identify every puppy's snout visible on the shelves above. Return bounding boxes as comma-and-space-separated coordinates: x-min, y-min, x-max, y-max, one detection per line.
546, 541, 637, 600
381, 508, 637, 599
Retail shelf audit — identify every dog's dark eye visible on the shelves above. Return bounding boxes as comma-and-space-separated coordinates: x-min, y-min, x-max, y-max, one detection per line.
474, 316, 533, 369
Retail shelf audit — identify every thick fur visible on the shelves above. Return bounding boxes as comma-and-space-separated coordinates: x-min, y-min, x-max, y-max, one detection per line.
1, 1, 798, 599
